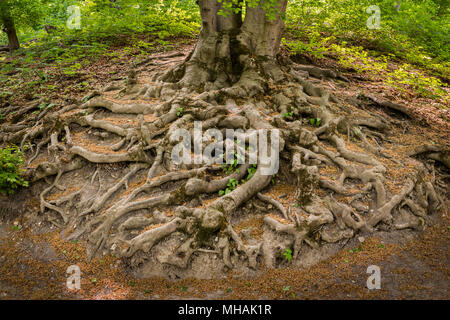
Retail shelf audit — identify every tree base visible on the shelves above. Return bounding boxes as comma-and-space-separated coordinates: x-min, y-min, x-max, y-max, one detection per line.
1, 48, 447, 278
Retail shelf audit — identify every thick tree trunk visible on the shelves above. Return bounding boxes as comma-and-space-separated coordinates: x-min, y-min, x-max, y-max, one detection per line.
160, 0, 288, 91
1, 7, 20, 51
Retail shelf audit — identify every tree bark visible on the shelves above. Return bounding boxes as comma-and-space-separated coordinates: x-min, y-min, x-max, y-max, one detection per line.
0, 5, 20, 52
160, 0, 288, 90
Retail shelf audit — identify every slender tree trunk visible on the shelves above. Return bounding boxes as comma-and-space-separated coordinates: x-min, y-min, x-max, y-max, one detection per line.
160, 0, 288, 91
1, 6, 20, 51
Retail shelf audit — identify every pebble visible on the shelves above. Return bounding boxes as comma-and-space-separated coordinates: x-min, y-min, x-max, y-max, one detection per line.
358, 236, 365, 243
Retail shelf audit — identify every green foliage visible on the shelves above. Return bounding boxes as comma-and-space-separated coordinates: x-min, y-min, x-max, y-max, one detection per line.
221, 151, 245, 175
218, 0, 282, 21
245, 164, 257, 182
219, 178, 239, 196
0, 0, 45, 33
309, 118, 321, 127
285, 0, 449, 87
282, 32, 333, 59
282, 248, 293, 262
331, 43, 448, 100
0, 145, 29, 195
349, 246, 362, 254
282, 106, 294, 118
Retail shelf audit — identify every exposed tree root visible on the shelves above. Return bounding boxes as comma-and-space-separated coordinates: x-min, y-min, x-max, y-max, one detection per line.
3, 41, 445, 277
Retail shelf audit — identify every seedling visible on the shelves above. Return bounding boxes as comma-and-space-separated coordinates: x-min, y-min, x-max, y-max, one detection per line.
309, 118, 322, 127
219, 178, 239, 196
282, 106, 294, 118
282, 248, 293, 262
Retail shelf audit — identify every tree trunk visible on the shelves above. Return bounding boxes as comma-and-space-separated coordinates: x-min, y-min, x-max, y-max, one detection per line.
160, 0, 288, 92
1, 7, 20, 52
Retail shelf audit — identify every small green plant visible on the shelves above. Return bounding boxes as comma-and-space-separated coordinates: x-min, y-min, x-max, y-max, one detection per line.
282, 285, 291, 292
0, 145, 28, 195
222, 151, 244, 175
309, 118, 321, 127
349, 246, 362, 253
219, 178, 239, 196
282, 106, 294, 118
63, 62, 82, 76
243, 164, 257, 183
282, 248, 293, 263
177, 107, 184, 117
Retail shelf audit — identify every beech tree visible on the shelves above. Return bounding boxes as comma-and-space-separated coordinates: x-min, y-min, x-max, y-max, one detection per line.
7, 0, 444, 276
0, 0, 43, 51
161, 0, 288, 91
